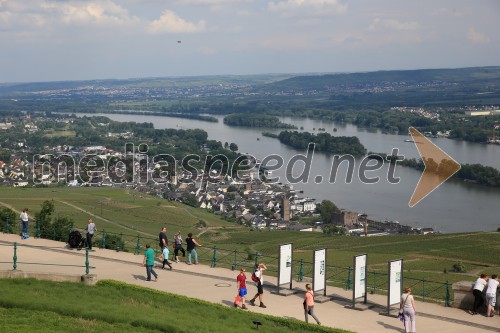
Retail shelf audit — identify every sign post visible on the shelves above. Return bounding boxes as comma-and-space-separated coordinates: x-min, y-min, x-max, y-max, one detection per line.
313, 248, 327, 297
277, 243, 293, 295
352, 253, 368, 307
387, 259, 404, 315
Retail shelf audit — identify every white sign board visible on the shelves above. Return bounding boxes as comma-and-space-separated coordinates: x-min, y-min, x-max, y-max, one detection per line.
354, 254, 367, 299
313, 249, 326, 292
389, 260, 403, 305
279, 243, 292, 285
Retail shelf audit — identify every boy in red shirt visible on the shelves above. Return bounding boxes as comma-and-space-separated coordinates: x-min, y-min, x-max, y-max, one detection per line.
234, 268, 248, 310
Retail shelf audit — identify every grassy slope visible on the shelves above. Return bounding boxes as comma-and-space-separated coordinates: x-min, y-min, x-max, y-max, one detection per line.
0, 187, 237, 237
0, 279, 349, 333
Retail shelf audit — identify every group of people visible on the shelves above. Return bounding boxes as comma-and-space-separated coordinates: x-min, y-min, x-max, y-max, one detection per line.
142, 227, 202, 282
471, 273, 499, 317
233, 263, 321, 325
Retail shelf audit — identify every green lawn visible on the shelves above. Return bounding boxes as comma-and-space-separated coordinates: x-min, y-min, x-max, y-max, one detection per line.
0, 279, 350, 333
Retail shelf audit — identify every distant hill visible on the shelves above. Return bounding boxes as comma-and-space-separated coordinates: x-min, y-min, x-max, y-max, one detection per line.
261, 66, 500, 92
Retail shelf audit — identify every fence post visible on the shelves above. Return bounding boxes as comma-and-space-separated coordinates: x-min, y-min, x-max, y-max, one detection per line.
85, 248, 89, 275
445, 281, 450, 307
36, 220, 41, 238
135, 234, 141, 255
6, 217, 11, 234
347, 266, 352, 290
232, 249, 237, 270
372, 271, 376, 294
422, 279, 426, 302
254, 252, 259, 269
299, 259, 303, 282
100, 228, 106, 249
211, 245, 217, 268
13, 242, 17, 270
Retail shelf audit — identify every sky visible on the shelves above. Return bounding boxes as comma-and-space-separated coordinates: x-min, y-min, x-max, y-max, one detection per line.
0, 0, 499, 82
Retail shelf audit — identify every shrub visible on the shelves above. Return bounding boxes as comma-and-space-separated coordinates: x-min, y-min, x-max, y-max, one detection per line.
452, 262, 466, 273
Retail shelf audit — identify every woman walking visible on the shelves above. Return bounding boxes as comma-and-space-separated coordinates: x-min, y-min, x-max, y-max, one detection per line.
186, 233, 202, 265
20, 208, 29, 238
401, 287, 416, 333
174, 231, 186, 263
304, 284, 321, 325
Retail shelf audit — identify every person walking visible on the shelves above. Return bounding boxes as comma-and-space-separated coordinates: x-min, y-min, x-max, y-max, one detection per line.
234, 268, 248, 310
142, 244, 158, 281
20, 208, 29, 238
174, 231, 186, 263
159, 227, 168, 249
471, 274, 488, 315
401, 287, 416, 333
486, 274, 498, 317
86, 219, 96, 250
304, 284, 321, 325
186, 233, 202, 265
160, 245, 173, 270
249, 263, 267, 308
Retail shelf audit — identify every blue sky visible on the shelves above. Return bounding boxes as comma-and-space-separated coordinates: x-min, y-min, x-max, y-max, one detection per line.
1, 0, 499, 82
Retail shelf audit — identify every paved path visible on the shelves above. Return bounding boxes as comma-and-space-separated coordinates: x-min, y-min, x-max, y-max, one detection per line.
0, 233, 498, 333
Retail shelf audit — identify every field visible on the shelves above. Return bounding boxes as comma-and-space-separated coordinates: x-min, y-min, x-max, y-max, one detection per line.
0, 279, 348, 333
1, 186, 499, 303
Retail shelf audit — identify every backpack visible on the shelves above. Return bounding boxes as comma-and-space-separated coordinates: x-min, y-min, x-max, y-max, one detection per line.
251, 271, 260, 283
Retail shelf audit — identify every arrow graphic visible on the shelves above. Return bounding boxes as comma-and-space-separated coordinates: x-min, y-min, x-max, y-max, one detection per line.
408, 127, 461, 207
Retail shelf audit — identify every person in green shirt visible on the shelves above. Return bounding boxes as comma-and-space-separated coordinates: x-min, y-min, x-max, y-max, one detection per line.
142, 244, 158, 281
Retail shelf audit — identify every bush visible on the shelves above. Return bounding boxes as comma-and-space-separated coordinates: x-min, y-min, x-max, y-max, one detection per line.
52, 216, 74, 242
196, 219, 207, 228
0, 207, 16, 234
452, 262, 466, 273
100, 233, 126, 251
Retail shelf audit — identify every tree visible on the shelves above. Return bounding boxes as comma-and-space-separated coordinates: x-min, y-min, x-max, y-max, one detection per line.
35, 200, 55, 238
319, 200, 337, 223
322, 224, 345, 235
0, 207, 16, 234
229, 143, 238, 152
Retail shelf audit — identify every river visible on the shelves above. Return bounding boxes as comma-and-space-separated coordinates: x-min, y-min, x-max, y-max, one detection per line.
76, 113, 500, 233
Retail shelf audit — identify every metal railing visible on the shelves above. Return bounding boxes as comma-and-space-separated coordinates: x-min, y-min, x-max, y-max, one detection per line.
0, 242, 95, 275
1, 219, 451, 306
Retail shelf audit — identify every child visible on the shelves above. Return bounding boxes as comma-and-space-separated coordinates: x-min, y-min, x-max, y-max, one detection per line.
160, 246, 173, 270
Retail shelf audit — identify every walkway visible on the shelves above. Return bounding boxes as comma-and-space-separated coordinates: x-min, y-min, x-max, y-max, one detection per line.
0, 234, 498, 333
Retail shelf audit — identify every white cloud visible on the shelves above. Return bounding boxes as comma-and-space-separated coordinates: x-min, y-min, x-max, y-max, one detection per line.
147, 10, 206, 34
467, 27, 490, 44
268, 0, 347, 15
369, 18, 419, 31
40, 1, 137, 25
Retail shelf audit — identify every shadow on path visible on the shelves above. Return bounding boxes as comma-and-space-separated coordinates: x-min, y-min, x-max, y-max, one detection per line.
376, 321, 404, 332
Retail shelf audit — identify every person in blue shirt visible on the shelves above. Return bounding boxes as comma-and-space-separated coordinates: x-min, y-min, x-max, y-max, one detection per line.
160, 246, 173, 270
142, 244, 158, 281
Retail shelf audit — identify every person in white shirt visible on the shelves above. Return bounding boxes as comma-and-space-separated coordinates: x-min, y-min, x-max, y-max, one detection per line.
471, 274, 488, 315
249, 263, 267, 308
401, 287, 416, 333
486, 274, 498, 317
86, 219, 96, 250
20, 208, 29, 237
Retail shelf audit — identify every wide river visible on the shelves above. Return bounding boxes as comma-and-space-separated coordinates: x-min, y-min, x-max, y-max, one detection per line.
79, 113, 500, 233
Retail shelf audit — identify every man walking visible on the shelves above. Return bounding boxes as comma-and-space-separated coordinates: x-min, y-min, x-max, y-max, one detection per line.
234, 268, 248, 310
249, 263, 267, 308
142, 244, 158, 282
159, 227, 168, 249
86, 219, 96, 250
